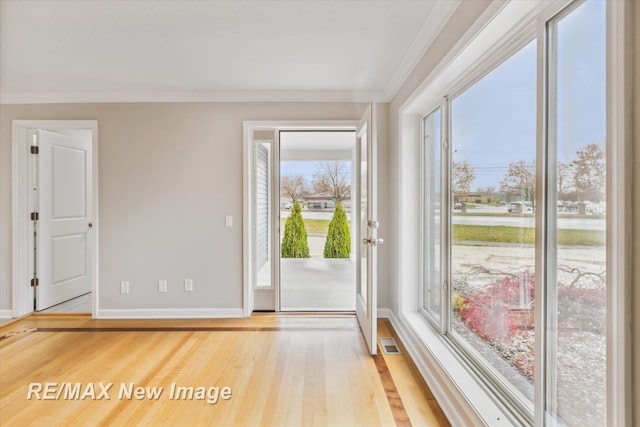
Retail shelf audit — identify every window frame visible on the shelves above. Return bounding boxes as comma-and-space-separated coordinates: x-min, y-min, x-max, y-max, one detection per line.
419, 105, 445, 329
420, 35, 540, 421
412, 0, 632, 425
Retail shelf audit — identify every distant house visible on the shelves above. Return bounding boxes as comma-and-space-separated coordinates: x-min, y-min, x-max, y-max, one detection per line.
455, 193, 492, 204
304, 193, 351, 210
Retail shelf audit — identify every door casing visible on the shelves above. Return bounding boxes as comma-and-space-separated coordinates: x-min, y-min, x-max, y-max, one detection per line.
243, 121, 359, 316
11, 120, 99, 317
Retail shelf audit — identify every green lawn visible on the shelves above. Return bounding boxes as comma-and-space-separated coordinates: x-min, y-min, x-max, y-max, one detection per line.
279, 218, 604, 246
280, 218, 330, 234
453, 224, 604, 246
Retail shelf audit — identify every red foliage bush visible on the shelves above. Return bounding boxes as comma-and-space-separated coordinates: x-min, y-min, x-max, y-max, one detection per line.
458, 274, 534, 343
456, 269, 606, 378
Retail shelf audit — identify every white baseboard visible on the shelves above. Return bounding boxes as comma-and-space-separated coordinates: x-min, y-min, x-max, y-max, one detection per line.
377, 307, 393, 318
0, 309, 13, 319
96, 308, 244, 319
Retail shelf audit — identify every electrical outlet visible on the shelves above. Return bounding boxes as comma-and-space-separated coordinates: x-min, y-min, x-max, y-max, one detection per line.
184, 279, 193, 292
120, 281, 129, 294
159, 280, 168, 293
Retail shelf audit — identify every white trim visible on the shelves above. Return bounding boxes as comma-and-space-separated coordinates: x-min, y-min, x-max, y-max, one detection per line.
96, 308, 244, 319
383, 0, 463, 100
0, 310, 13, 319
0, 90, 387, 105
242, 122, 253, 317
243, 120, 358, 318
11, 124, 32, 317
397, 0, 507, 113
11, 120, 99, 318
377, 308, 392, 319
605, 1, 633, 426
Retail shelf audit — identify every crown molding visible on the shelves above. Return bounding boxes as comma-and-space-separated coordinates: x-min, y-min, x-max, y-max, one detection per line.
0, 90, 388, 105
383, 0, 462, 100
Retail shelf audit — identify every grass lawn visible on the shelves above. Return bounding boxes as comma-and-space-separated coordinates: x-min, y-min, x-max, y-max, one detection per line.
453, 224, 605, 246
280, 218, 330, 234
278, 218, 603, 246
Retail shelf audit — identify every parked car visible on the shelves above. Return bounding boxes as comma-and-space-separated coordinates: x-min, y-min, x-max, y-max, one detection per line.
508, 202, 533, 213
585, 202, 606, 216
283, 202, 292, 209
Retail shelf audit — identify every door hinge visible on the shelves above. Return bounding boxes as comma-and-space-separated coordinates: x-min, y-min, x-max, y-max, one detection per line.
31, 212, 39, 221
31, 278, 39, 287
30, 146, 39, 155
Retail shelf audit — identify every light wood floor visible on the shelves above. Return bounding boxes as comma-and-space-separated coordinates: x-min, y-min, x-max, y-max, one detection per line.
0, 314, 449, 427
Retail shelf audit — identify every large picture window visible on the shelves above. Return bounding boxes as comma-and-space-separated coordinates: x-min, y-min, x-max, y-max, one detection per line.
545, 1, 606, 424
449, 40, 537, 404
420, 0, 608, 423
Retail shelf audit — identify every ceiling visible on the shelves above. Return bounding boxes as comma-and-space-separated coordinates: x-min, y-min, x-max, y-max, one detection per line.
0, 0, 460, 104
281, 131, 355, 161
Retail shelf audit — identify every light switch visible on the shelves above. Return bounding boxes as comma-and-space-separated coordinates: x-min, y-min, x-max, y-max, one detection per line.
120, 281, 129, 294
184, 279, 193, 292
225, 215, 233, 227
159, 280, 168, 293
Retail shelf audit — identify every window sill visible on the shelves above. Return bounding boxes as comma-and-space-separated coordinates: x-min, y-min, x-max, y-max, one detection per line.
392, 311, 521, 426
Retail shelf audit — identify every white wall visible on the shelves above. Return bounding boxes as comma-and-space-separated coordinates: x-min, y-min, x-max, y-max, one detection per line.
0, 102, 390, 314
633, 0, 639, 418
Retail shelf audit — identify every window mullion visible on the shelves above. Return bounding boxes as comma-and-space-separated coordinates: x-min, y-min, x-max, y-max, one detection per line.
441, 96, 451, 335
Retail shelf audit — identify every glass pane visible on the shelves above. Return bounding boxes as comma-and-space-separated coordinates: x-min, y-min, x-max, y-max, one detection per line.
359, 131, 368, 303
548, 1, 606, 424
423, 109, 441, 322
450, 41, 536, 403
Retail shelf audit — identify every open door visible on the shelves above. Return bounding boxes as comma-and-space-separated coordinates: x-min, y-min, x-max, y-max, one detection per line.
36, 130, 93, 310
356, 103, 381, 355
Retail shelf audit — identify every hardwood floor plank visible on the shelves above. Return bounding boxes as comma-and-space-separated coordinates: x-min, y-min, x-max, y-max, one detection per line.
0, 314, 449, 427
378, 319, 451, 427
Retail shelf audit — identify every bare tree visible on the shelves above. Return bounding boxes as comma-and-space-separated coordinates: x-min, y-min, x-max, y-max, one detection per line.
311, 161, 351, 202
500, 160, 535, 207
452, 161, 476, 212
557, 162, 575, 199
486, 185, 496, 201
281, 176, 306, 202
571, 142, 605, 202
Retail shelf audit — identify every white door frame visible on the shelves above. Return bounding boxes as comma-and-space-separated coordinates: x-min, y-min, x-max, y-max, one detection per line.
12, 120, 99, 317
242, 120, 357, 317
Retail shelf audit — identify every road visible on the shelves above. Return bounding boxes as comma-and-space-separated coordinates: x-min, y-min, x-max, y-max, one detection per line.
452, 215, 605, 231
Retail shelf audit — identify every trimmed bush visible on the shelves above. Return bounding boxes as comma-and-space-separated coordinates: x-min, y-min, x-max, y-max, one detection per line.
323, 202, 351, 258
281, 201, 310, 258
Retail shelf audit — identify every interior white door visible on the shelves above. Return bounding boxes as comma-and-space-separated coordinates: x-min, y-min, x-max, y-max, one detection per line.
356, 103, 380, 355
36, 130, 93, 310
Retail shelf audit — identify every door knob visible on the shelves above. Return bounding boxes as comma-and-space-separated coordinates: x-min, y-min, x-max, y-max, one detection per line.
372, 238, 384, 246
362, 237, 384, 246
88, 223, 93, 228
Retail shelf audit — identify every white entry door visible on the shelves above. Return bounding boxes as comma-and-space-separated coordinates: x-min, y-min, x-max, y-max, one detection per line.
356, 103, 380, 355
36, 130, 93, 310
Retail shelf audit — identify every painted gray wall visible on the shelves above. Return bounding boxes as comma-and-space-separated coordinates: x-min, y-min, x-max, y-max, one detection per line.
1, 102, 391, 312
387, 0, 493, 315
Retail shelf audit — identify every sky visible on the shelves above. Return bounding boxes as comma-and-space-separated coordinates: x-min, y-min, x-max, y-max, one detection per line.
450, 0, 605, 191
281, 161, 328, 182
